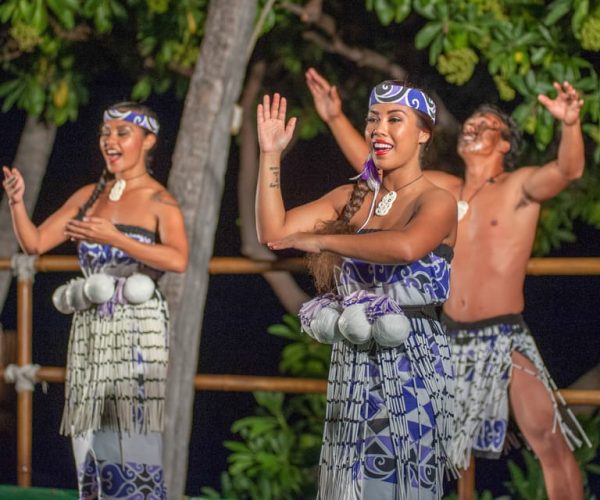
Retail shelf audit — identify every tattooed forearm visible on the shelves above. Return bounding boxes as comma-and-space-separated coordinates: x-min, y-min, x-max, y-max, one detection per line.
269, 166, 280, 188
151, 190, 180, 207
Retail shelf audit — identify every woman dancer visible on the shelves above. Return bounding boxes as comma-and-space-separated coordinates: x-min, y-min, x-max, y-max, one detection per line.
256, 84, 457, 499
3, 102, 188, 499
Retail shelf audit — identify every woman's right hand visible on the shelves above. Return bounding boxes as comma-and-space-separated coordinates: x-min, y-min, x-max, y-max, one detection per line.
257, 93, 297, 154
3, 166, 25, 206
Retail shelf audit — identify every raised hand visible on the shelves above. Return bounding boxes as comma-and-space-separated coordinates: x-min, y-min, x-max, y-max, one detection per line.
2, 166, 25, 206
538, 81, 583, 126
65, 216, 120, 245
305, 67, 342, 123
257, 93, 297, 154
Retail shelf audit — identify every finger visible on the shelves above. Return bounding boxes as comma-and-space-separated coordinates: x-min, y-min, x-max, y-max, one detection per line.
2, 166, 11, 179
262, 94, 271, 120
537, 94, 551, 107
278, 96, 287, 121
257, 103, 264, 124
271, 93, 281, 118
331, 86, 340, 101
285, 116, 297, 139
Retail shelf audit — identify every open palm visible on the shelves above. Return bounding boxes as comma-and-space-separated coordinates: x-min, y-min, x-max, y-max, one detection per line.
257, 93, 297, 153
538, 81, 583, 126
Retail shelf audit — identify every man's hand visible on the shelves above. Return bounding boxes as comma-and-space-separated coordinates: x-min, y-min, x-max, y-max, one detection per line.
538, 81, 583, 126
305, 67, 343, 124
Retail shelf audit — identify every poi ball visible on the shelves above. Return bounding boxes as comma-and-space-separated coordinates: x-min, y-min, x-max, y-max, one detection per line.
123, 273, 155, 304
310, 307, 342, 344
338, 303, 372, 344
372, 314, 411, 347
52, 284, 74, 314
83, 274, 116, 304
65, 278, 91, 311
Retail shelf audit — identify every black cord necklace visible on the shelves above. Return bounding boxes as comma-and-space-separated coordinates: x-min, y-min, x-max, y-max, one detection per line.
457, 172, 503, 221
375, 174, 424, 216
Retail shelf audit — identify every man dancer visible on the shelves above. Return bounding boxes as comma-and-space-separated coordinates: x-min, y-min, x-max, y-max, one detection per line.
305, 67, 588, 499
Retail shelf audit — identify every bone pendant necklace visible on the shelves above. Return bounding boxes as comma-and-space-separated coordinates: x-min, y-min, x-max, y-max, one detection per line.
375, 174, 423, 216
457, 172, 503, 221
108, 171, 148, 202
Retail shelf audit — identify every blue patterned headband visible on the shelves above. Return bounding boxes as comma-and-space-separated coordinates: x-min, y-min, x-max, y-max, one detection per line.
103, 108, 160, 135
369, 82, 436, 124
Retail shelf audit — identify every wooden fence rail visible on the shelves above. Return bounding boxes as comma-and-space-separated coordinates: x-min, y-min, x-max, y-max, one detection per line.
1, 255, 600, 498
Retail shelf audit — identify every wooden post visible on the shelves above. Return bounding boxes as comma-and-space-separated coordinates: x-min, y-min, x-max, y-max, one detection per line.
13, 255, 36, 487
458, 456, 476, 500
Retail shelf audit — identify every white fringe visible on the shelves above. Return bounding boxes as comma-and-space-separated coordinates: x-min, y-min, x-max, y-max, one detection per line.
61, 294, 169, 437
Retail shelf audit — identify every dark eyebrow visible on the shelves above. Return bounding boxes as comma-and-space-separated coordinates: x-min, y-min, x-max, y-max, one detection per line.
368, 108, 408, 116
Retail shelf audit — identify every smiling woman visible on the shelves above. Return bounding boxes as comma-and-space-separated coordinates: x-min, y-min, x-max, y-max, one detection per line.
255, 84, 458, 499
2, 102, 189, 499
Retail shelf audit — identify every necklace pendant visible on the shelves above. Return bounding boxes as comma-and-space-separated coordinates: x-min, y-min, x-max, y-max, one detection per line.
109, 179, 126, 201
375, 191, 397, 216
457, 200, 469, 221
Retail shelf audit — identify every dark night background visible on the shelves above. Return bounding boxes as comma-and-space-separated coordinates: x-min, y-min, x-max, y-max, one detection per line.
0, 68, 599, 497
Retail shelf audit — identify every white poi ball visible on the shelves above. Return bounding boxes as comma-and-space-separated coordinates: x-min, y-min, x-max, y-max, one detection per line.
83, 274, 116, 304
337, 303, 372, 344
65, 278, 91, 311
123, 273, 156, 304
52, 284, 74, 314
372, 314, 411, 347
310, 307, 342, 344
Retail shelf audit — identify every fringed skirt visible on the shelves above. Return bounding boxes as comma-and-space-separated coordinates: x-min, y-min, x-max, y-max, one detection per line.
61, 294, 170, 437
443, 313, 590, 470
318, 316, 455, 500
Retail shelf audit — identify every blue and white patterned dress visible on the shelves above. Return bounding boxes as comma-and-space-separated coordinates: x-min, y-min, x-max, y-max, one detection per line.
62, 225, 169, 499
318, 245, 455, 500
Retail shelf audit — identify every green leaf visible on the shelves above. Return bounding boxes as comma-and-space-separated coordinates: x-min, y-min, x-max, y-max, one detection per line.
543, 0, 572, 26
267, 324, 299, 340
131, 77, 152, 101
415, 21, 443, 49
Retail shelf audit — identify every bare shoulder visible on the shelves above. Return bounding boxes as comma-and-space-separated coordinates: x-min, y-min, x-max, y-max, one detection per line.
64, 183, 97, 205
143, 179, 181, 209
417, 184, 458, 217
423, 170, 462, 190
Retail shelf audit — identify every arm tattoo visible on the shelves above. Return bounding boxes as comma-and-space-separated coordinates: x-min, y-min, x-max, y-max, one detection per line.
269, 166, 280, 188
151, 190, 179, 207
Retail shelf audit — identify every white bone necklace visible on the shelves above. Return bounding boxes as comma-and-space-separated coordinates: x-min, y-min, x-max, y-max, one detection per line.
375, 174, 423, 216
108, 171, 148, 202
457, 172, 503, 221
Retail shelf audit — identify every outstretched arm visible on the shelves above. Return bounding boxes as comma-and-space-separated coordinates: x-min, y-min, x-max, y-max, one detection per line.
522, 81, 585, 202
306, 68, 368, 172
255, 93, 346, 243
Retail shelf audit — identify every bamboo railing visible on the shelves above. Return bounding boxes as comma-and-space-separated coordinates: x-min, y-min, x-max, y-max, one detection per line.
1, 255, 600, 498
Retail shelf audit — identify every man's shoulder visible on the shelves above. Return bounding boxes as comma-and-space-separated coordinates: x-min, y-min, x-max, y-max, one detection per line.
423, 169, 461, 189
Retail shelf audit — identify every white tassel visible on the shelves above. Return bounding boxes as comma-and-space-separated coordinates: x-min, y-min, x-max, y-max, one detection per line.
83, 273, 116, 303
372, 313, 411, 347
337, 303, 371, 344
310, 307, 342, 344
52, 284, 74, 314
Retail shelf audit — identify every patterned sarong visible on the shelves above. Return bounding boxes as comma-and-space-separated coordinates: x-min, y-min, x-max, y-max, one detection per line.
443, 313, 590, 469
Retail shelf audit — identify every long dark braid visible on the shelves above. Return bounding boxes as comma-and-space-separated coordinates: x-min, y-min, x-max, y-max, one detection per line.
75, 168, 110, 220
306, 180, 371, 293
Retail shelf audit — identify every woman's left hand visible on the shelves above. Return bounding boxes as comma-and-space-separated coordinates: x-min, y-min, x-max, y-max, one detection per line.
267, 232, 323, 253
65, 216, 121, 244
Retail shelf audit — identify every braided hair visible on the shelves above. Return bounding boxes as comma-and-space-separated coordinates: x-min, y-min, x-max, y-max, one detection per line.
75, 102, 159, 221
306, 180, 371, 293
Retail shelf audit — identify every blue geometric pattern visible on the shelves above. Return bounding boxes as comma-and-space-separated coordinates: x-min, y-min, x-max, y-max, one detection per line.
318, 246, 455, 499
